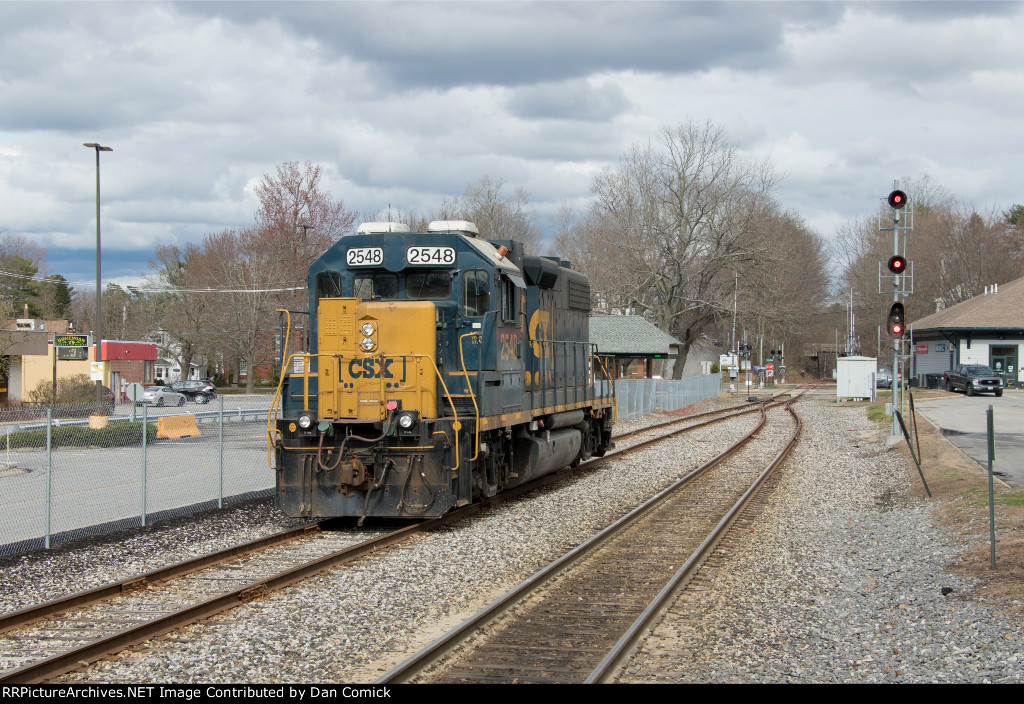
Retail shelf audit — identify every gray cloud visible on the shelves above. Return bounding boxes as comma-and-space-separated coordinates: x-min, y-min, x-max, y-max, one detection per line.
176, 1, 838, 87
0, 1, 1021, 288
505, 79, 631, 121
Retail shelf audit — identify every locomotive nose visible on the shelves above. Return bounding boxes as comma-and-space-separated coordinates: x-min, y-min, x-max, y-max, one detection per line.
317, 299, 438, 423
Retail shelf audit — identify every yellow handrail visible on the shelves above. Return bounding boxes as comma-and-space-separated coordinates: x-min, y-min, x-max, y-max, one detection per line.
457, 332, 482, 462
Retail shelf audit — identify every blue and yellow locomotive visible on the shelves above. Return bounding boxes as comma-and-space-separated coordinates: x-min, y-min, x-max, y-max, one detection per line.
269, 220, 614, 520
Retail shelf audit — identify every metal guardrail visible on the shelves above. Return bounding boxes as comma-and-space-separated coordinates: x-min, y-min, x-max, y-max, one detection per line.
4, 407, 270, 433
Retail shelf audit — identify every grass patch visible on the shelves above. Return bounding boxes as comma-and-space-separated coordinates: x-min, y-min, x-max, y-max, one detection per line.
867, 403, 889, 424
860, 395, 1024, 615
4, 421, 160, 449
965, 489, 1024, 508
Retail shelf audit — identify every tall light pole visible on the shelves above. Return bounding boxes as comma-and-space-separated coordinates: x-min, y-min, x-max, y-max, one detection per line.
83, 142, 112, 412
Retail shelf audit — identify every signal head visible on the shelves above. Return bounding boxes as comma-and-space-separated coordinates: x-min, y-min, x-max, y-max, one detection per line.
887, 302, 906, 337
887, 255, 907, 274
888, 190, 908, 209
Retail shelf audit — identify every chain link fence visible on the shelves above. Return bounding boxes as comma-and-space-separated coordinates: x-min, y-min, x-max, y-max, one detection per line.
614, 374, 722, 420
1, 376, 724, 557
0, 395, 274, 557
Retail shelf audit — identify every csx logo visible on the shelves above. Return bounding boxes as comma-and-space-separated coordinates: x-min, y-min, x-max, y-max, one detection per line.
347, 358, 404, 380
529, 310, 551, 358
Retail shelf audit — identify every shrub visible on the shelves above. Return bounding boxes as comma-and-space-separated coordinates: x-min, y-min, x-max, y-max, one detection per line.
26, 374, 96, 405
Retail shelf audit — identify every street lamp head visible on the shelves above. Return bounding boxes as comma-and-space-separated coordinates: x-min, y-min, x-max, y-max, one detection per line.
83, 143, 113, 152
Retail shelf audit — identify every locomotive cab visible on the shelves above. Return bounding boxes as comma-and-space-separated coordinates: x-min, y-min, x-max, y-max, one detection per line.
270, 220, 614, 520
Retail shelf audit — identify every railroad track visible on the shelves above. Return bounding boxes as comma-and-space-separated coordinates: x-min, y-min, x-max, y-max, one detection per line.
377, 399, 802, 684
0, 393, 795, 684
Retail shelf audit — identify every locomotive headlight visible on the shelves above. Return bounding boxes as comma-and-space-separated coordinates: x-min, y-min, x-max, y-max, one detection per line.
361, 337, 375, 351
297, 411, 315, 430
396, 410, 418, 435
361, 322, 375, 336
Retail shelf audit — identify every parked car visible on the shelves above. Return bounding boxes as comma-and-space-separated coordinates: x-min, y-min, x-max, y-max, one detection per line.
169, 380, 217, 404
944, 365, 1004, 397
136, 386, 187, 407
876, 369, 892, 389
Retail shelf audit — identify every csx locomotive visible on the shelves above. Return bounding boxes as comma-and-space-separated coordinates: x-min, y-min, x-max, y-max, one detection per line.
269, 220, 614, 520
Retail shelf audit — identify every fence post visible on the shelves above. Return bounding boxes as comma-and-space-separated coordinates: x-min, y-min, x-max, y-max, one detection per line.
45, 408, 52, 549
142, 403, 148, 527
988, 405, 996, 568
218, 395, 224, 509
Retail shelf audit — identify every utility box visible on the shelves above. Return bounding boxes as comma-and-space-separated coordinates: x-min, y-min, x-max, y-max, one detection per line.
836, 356, 876, 401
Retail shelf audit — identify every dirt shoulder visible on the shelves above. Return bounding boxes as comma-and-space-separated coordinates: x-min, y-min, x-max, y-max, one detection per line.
870, 389, 1024, 617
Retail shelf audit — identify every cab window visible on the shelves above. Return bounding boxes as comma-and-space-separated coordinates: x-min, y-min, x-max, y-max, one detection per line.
406, 270, 452, 299
501, 277, 516, 322
354, 273, 398, 299
315, 271, 343, 301
462, 270, 490, 317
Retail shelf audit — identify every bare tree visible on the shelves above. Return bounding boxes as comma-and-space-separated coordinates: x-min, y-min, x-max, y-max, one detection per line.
252, 160, 357, 274
196, 227, 289, 393
740, 208, 830, 361
441, 176, 543, 253
0, 234, 48, 318
147, 243, 213, 382
579, 120, 782, 376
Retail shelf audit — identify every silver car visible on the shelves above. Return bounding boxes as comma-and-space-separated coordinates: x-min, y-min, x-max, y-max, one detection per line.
136, 386, 187, 407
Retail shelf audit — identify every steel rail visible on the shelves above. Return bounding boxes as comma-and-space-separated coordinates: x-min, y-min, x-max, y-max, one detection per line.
0, 522, 324, 636
0, 521, 432, 684
586, 400, 803, 683
1, 392, 796, 684
0, 397, 755, 639
376, 404, 776, 684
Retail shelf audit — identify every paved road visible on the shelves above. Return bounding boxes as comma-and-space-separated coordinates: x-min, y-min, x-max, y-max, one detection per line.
911, 390, 1024, 488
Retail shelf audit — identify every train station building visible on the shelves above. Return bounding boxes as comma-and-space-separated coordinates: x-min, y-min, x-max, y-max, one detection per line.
911, 276, 1024, 387
589, 315, 682, 379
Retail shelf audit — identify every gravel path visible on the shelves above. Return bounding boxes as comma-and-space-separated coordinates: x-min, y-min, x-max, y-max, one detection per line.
622, 396, 1024, 683
3, 395, 1020, 683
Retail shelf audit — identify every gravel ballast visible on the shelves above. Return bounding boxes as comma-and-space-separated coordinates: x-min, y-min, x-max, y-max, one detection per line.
2, 394, 1021, 683
623, 396, 1024, 683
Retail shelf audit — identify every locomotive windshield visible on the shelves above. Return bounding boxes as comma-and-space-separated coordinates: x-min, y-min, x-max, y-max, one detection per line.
353, 272, 398, 299
406, 270, 452, 299
335, 269, 453, 301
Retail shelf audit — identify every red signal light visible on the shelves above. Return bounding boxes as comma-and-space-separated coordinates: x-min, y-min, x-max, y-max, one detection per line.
887, 302, 906, 337
888, 190, 908, 209
888, 255, 907, 274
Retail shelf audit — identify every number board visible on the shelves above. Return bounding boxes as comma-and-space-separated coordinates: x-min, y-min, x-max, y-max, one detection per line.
406, 246, 455, 265
346, 247, 384, 266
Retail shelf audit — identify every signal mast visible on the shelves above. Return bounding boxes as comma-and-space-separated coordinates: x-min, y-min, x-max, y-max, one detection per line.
879, 183, 913, 436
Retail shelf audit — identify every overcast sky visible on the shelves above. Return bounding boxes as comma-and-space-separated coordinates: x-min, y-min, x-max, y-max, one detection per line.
1, 0, 1021, 291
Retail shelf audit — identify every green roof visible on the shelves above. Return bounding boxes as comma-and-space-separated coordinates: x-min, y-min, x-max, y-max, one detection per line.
589, 315, 681, 355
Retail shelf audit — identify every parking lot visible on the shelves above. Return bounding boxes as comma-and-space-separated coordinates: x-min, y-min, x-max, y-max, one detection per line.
912, 390, 1024, 488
